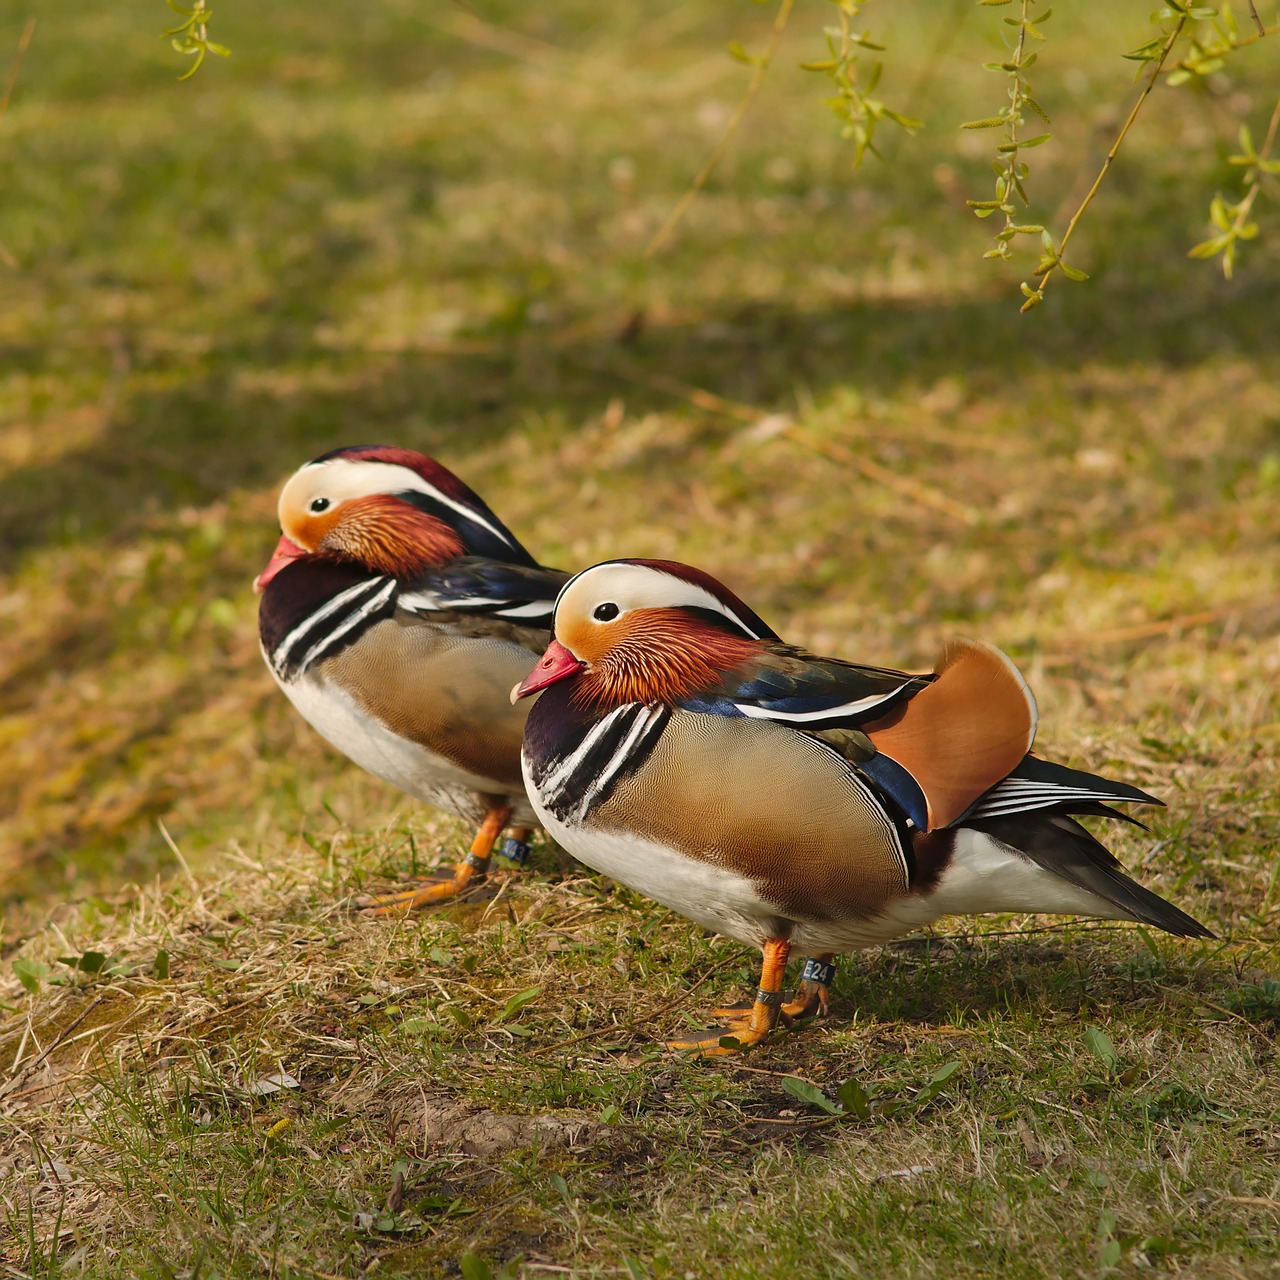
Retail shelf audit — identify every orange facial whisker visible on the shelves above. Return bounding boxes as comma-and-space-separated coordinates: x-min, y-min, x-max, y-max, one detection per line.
320, 495, 465, 577
571, 612, 764, 709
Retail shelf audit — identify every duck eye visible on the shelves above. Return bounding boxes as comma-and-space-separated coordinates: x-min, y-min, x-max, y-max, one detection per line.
309, 497, 331, 514
592, 602, 620, 622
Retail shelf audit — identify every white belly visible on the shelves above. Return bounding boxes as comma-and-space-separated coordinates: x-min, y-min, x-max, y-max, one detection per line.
525, 756, 784, 949
525, 752, 1129, 955
280, 667, 535, 824
792, 827, 1131, 951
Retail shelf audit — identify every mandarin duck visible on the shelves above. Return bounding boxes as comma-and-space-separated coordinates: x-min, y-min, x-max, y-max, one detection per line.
256, 445, 569, 911
513, 559, 1212, 1053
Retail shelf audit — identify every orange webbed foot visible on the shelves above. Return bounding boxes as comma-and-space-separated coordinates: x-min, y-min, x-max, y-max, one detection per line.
356, 806, 516, 917
668, 938, 794, 1056
666, 1009, 787, 1056
354, 864, 492, 916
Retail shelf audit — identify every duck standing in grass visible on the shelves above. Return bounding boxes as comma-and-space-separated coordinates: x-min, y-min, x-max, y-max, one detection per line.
513, 558, 1212, 1053
256, 445, 568, 911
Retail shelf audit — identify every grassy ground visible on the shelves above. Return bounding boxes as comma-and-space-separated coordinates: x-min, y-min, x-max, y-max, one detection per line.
2, 0, 1280, 1275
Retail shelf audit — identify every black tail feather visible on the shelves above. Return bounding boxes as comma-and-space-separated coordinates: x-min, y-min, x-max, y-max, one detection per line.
1012, 756, 1164, 807
966, 810, 1214, 940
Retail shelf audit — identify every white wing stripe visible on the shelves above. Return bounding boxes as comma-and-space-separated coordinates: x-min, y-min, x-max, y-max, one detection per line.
493, 602, 553, 618
396, 592, 551, 618
967, 783, 1153, 819
396, 589, 444, 611
733, 682, 911, 724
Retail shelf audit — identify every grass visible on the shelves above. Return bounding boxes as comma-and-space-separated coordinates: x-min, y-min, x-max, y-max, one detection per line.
2, 0, 1280, 1275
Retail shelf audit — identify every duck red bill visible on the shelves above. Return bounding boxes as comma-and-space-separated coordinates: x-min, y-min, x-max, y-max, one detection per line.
511, 640, 585, 702
254, 535, 308, 593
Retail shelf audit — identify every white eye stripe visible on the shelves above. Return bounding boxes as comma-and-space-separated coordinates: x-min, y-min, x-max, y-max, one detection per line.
299, 460, 520, 552
553, 563, 769, 640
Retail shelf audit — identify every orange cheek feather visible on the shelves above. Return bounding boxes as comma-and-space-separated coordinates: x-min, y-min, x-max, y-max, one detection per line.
336, 497, 465, 576
572, 610, 763, 708
287, 497, 464, 577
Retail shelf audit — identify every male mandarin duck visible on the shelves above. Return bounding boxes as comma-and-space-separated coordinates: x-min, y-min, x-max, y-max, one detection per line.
256, 445, 568, 911
513, 559, 1212, 1053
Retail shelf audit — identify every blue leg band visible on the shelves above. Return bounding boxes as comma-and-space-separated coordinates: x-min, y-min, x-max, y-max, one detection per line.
801, 958, 836, 987
498, 837, 531, 866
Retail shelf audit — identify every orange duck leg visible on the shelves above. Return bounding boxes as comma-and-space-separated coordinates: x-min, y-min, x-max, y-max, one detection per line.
669, 938, 794, 1055
357, 805, 521, 915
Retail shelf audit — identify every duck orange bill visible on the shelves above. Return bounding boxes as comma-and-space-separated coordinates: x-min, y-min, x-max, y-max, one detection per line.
254, 535, 308, 593
511, 640, 585, 703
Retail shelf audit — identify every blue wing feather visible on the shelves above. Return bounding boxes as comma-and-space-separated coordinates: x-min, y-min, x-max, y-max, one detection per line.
679, 648, 931, 727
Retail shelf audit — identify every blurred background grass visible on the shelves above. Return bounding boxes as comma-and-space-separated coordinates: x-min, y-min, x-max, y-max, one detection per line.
1, 0, 1278, 916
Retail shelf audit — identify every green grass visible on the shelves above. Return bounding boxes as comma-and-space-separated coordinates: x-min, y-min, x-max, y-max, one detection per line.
2, 1, 1280, 1276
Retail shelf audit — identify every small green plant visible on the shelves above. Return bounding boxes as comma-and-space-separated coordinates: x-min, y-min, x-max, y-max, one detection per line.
459, 1251, 523, 1280
799, 0, 922, 168
781, 1060, 962, 1119
963, 0, 1054, 268
1189, 104, 1280, 276
1095, 1210, 1186, 1270
1083, 1024, 1118, 1074
1222, 976, 1280, 1021
162, 0, 230, 80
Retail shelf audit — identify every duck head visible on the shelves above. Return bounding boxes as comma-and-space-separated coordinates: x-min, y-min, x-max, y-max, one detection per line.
254, 445, 535, 591
513, 559, 777, 708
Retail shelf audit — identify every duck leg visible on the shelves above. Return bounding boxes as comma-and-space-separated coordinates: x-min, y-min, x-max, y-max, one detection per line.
497, 826, 533, 867
668, 937, 792, 1055
357, 804, 511, 915
782, 955, 835, 1020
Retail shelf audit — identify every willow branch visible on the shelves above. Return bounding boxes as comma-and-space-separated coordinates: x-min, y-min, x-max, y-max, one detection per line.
1028, 16, 1186, 309
645, 0, 794, 258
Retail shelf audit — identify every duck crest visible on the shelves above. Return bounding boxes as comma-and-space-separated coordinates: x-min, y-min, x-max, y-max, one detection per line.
291, 445, 540, 568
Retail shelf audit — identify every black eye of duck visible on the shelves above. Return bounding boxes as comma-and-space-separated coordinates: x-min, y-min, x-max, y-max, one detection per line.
309, 497, 331, 514
593, 602, 620, 622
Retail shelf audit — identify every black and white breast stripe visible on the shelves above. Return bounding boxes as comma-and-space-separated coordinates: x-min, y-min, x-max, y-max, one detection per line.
269, 577, 397, 680
963, 774, 1158, 821
528, 703, 671, 823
